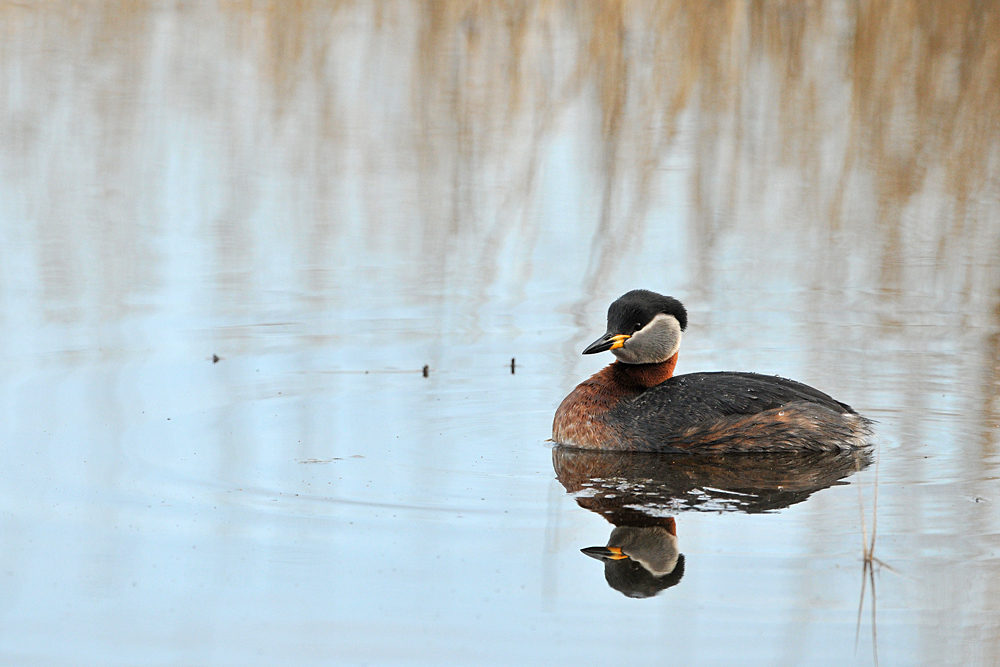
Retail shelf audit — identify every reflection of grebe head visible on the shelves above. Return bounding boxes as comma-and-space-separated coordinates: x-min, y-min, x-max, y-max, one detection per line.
604, 553, 686, 599
582, 525, 685, 598
582, 290, 687, 365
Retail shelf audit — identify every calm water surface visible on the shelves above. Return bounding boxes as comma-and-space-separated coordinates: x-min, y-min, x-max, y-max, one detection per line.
2, 2, 1000, 665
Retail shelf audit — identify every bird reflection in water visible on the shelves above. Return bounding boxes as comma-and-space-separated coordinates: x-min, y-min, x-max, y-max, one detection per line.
553, 446, 873, 598
580, 522, 684, 599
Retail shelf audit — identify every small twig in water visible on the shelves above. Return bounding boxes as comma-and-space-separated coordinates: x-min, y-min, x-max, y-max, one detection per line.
854, 450, 893, 667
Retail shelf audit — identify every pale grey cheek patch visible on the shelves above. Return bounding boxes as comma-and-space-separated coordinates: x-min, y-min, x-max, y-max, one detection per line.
657, 321, 681, 359
635, 534, 679, 577
611, 314, 681, 364
609, 526, 679, 576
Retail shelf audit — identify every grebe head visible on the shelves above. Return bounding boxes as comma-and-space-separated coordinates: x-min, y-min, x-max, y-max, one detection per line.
581, 526, 684, 598
582, 290, 687, 364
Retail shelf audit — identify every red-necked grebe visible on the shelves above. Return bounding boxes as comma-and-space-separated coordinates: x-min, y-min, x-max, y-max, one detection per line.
552, 290, 873, 453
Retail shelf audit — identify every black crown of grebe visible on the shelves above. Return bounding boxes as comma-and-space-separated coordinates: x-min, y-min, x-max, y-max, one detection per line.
552, 290, 873, 453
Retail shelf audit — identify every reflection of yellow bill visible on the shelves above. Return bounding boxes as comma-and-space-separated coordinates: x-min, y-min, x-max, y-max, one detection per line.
581, 545, 630, 561
608, 334, 630, 350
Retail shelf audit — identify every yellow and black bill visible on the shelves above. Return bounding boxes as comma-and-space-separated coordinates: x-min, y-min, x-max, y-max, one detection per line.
582, 333, 630, 355
581, 546, 629, 561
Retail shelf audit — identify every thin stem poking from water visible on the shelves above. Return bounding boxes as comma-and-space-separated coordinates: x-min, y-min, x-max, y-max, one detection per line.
870, 454, 880, 667
854, 450, 885, 667
854, 452, 868, 655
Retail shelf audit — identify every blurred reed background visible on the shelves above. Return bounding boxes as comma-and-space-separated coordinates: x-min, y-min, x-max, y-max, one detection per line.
3, 0, 997, 445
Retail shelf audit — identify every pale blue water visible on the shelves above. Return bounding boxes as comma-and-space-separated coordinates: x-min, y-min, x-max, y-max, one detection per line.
1, 3, 999, 666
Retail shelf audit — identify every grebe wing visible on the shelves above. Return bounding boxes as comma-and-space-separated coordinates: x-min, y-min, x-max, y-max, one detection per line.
616, 371, 856, 432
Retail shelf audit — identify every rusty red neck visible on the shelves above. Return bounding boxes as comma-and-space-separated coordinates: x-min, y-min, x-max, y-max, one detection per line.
608, 352, 679, 390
